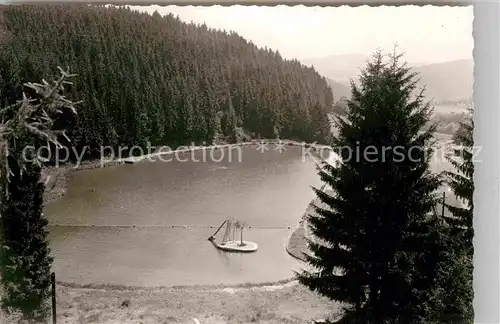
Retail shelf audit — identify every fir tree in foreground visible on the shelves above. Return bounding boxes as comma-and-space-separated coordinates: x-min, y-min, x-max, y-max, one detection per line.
0, 163, 52, 321
435, 108, 474, 322
444, 108, 474, 255
297, 51, 445, 324
412, 110, 475, 324
0, 67, 79, 322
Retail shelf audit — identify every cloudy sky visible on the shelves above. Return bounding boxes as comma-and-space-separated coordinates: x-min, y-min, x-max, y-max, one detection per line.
133, 5, 473, 64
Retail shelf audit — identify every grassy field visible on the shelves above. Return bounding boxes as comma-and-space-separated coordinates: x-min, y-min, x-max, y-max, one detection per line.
50, 281, 341, 324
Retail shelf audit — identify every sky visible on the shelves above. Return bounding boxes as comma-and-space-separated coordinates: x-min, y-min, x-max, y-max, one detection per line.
132, 5, 473, 64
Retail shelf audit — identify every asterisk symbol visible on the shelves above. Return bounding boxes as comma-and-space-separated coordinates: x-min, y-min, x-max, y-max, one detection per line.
256, 140, 269, 153
274, 140, 287, 154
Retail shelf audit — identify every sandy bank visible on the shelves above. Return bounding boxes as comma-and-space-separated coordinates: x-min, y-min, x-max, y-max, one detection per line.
56, 277, 297, 292
286, 188, 336, 263
286, 222, 309, 263
285, 198, 318, 263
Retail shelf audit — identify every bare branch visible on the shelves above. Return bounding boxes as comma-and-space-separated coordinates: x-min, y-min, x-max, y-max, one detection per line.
0, 67, 79, 198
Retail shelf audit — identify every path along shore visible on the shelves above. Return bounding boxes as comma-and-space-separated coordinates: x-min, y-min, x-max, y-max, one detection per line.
285, 187, 334, 263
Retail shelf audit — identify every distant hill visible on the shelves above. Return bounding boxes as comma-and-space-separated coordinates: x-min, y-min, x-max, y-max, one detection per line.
412, 59, 473, 102
326, 78, 351, 101
303, 54, 473, 104
302, 54, 368, 84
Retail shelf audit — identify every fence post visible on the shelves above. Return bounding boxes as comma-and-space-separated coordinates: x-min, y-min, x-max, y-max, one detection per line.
51, 272, 56, 324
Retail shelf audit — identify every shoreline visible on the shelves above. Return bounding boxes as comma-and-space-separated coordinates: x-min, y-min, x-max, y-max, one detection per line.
285, 219, 309, 263
286, 189, 336, 263
56, 277, 298, 292
285, 198, 321, 263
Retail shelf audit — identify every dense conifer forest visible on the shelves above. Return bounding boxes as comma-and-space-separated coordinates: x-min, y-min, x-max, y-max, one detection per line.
0, 5, 333, 159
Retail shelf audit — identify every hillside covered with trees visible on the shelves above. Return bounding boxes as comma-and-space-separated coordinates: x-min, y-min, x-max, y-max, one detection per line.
0, 4, 333, 159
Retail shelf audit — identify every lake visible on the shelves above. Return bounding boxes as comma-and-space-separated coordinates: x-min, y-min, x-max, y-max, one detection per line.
45, 139, 456, 287
45, 145, 322, 287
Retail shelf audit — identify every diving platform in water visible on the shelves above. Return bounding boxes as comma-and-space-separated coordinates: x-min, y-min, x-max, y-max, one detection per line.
208, 219, 258, 253
208, 237, 258, 252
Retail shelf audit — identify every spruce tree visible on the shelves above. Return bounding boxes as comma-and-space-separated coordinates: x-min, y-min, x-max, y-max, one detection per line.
406, 110, 474, 323
0, 67, 78, 322
0, 162, 52, 321
296, 50, 442, 323
443, 108, 474, 254
433, 108, 474, 323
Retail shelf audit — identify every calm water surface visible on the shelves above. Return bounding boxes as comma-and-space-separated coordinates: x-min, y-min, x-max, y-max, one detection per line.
45, 139, 455, 287
46, 146, 321, 286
